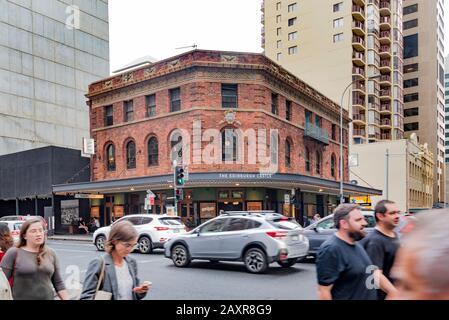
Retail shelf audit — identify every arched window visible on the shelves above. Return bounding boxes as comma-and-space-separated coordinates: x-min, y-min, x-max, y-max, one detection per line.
222, 129, 238, 162
331, 154, 336, 178
305, 148, 311, 172
126, 140, 136, 169
285, 140, 291, 167
148, 137, 158, 166
170, 132, 183, 164
316, 151, 321, 174
106, 144, 115, 171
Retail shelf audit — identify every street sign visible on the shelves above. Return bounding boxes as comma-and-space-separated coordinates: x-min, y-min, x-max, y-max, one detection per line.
74, 194, 104, 199
82, 138, 95, 155
146, 189, 155, 197
284, 194, 290, 204
149, 196, 155, 205
166, 206, 176, 216
349, 154, 359, 167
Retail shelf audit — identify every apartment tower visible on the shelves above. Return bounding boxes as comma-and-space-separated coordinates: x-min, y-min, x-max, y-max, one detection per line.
444, 54, 449, 204
402, 0, 446, 203
262, 0, 405, 145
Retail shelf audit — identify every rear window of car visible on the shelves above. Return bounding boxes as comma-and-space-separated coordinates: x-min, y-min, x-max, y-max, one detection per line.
268, 217, 302, 230
13, 223, 23, 230
159, 217, 183, 226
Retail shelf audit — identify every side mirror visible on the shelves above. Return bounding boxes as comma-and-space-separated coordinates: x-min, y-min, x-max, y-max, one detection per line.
193, 229, 200, 236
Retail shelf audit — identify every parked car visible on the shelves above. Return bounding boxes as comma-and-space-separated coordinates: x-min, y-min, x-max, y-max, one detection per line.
0, 215, 48, 228
0, 221, 25, 244
93, 214, 187, 254
303, 210, 416, 257
302, 210, 376, 257
164, 210, 309, 274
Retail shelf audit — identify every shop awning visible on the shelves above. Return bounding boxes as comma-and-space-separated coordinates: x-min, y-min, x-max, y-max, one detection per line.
52, 172, 382, 197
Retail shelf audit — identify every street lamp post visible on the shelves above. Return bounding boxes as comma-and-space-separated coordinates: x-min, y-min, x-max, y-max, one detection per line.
339, 74, 381, 204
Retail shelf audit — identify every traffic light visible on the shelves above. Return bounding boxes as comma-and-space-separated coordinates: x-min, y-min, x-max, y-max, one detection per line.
175, 188, 184, 201
175, 165, 185, 187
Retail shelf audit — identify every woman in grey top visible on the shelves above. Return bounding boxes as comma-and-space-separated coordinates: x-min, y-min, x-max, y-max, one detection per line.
80, 220, 151, 300
0, 218, 68, 300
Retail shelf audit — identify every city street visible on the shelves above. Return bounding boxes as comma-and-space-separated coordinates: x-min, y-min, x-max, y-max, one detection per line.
49, 240, 318, 300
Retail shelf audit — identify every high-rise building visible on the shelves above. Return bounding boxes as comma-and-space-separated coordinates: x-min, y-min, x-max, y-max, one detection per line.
0, 0, 110, 156
444, 54, 449, 204
402, 0, 446, 204
262, 0, 405, 145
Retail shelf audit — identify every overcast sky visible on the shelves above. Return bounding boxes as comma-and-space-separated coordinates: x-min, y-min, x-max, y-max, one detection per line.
109, 0, 449, 74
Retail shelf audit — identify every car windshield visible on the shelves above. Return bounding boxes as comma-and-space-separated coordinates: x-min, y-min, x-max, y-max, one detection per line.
159, 217, 183, 226
267, 217, 302, 230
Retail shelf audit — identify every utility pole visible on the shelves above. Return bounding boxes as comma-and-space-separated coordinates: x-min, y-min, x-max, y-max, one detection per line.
385, 148, 389, 199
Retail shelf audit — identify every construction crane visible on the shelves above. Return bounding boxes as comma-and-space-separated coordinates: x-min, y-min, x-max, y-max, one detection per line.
175, 44, 198, 50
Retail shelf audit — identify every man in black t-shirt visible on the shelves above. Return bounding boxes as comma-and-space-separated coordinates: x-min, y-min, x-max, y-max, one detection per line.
316, 204, 377, 300
360, 200, 400, 300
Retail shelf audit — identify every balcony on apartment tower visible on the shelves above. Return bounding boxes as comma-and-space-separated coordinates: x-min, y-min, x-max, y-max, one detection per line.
352, 51, 366, 67
379, 45, 392, 58
352, 5, 365, 21
352, 21, 365, 36
352, 35, 366, 51
380, 118, 392, 128
352, 66, 366, 78
379, 31, 391, 45
380, 103, 392, 114
379, 16, 391, 30
379, 1, 391, 15
352, 113, 366, 125
379, 59, 392, 72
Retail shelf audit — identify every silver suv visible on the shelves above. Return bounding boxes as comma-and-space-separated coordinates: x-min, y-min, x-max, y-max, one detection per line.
164, 211, 309, 274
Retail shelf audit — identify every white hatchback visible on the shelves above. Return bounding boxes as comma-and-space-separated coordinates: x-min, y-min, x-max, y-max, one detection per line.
92, 214, 187, 254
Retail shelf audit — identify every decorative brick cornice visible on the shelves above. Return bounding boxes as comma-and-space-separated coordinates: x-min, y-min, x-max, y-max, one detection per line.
87, 50, 348, 119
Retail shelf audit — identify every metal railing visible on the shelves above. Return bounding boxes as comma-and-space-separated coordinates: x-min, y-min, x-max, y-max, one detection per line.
304, 122, 330, 145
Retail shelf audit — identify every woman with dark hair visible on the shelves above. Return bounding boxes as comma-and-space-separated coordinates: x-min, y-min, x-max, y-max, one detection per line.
0, 218, 68, 300
0, 223, 13, 263
80, 220, 151, 300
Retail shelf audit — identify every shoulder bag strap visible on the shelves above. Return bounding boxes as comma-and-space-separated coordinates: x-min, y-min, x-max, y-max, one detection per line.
95, 257, 106, 293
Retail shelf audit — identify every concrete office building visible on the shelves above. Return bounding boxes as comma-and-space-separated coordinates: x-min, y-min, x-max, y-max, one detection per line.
351, 134, 433, 212
262, 0, 405, 144
402, 0, 446, 204
0, 0, 109, 156
444, 54, 449, 204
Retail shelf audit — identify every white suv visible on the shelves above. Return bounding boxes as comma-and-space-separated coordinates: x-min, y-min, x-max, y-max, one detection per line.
93, 214, 187, 254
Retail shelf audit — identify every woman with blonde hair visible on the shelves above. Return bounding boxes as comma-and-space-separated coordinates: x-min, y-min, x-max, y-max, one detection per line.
0, 218, 68, 300
80, 220, 151, 300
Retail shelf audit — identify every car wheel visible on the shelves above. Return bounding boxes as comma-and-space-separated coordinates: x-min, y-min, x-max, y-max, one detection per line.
171, 244, 191, 267
138, 236, 153, 254
277, 258, 297, 268
95, 235, 106, 251
244, 248, 268, 274
296, 256, 307, 263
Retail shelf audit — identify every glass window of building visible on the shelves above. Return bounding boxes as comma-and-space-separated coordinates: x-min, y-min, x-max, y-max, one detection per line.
124, 100, 134, 122
288, 3, 297, 12
403, 19, 418, 30
277, 53, 282, 61
333, 2, 343, 12
106, 144, 115, 171
146, 94, 156, 117
404, 122, 419, 131
170, 88, 181, 112
148, 137, 158, 166
277, 40, 282, 48
404, 34, 418, 59
404, 78, 419, 88
305, 148, 311, 172
288, 31, 298, 41
288, 46, 298, 55
276, 2, 281, 10
277, 27, 282, 36
315, 151, 321, 174
271, 93, 279, 115
285, 140, 291, 167
104, 105, 113, 126
404, 93, 419, 102
288, 17, 297, 26
404, 108, 419, 117
222, 129, 238, 162
286, 100, 292, 121
276, 15, 281, 23
333, 33, 344, 43
221, 84, 238, 108
403, 4, 418, 15
403, 63, 418, 73
333, 17, 344, 28
126, 141, 136, 169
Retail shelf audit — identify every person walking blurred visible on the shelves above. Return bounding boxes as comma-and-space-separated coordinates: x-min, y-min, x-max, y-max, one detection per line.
80, 220, 151, 300
360, 200, 400, 300
391, 210, 449, 300
0, 218, 68, 300
316, 204, 376, 300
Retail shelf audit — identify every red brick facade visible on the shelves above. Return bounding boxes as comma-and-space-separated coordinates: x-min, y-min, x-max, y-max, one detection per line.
87, 50, 350, 183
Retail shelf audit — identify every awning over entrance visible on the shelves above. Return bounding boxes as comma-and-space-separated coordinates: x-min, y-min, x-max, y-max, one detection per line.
53, 172, 382, 197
